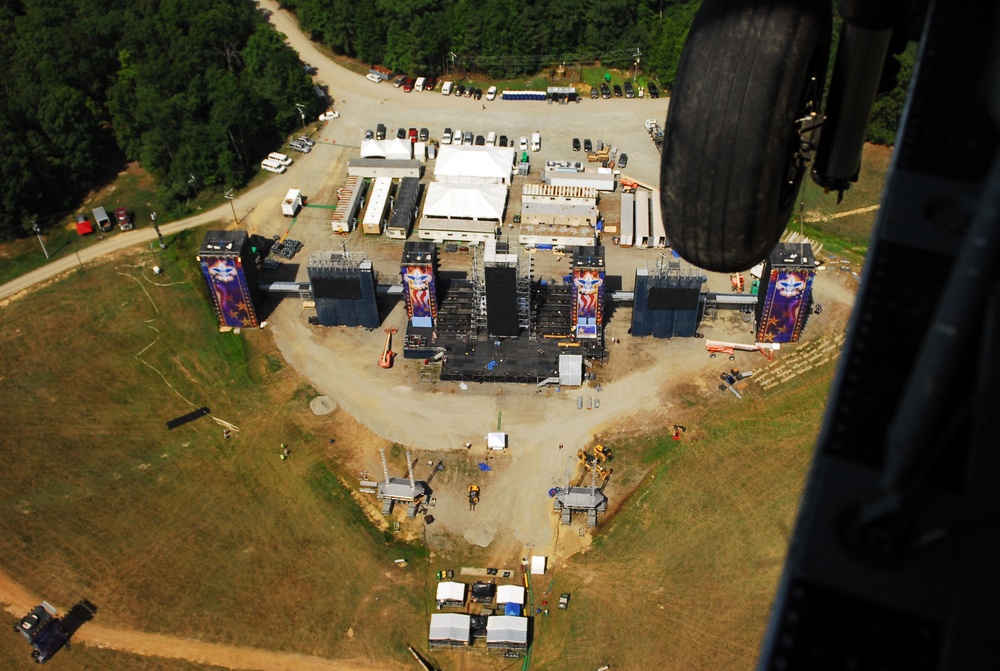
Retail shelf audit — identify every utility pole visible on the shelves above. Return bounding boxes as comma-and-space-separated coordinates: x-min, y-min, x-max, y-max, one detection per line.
294, 103, 306, 129
633, 49, 641, 82
224, 189, 239, 227
151, 211, 165, 249
31, 219, 49, 259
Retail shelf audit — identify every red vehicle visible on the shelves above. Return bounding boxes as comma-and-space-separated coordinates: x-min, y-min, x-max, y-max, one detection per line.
408, 127, 418, 143
114, 207, 134, 231
402, 77, 415, 92
423, 77, 437, 92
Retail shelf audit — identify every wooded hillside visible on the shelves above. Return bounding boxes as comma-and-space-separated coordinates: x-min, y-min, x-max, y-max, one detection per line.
0, 0, 316, 241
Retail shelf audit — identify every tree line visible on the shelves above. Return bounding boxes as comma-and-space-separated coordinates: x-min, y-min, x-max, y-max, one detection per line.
0, 0, 913, 242
0, 0, 317, 241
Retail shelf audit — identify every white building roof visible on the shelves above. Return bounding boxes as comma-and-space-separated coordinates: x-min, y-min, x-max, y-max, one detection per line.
559, 354, 583, 386
486, 615, 529, 644
359, 138, 413, 160
423, 182, 507, 221
429, 613, 471, 642
496, 584, 525, 605
487, 432, 507, 449
436, 581, 467, 602
530, 555, 546, 575
434, 145, 516, 184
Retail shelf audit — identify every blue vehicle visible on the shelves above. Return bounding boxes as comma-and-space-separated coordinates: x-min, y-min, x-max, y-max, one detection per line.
15, 604, 69, 664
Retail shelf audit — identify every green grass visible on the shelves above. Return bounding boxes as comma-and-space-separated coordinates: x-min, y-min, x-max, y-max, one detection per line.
529, 360, 837, 671
0, 225, 427, 667
789, 143, 893, 264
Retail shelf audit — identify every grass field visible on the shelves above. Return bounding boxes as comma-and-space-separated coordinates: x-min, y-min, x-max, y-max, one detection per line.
792, 143, 894, 264
0, 229, 429, 669
526, 361, 835, 671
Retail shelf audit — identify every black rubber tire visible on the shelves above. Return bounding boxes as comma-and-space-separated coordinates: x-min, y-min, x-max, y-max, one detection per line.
660, 0, 832, 272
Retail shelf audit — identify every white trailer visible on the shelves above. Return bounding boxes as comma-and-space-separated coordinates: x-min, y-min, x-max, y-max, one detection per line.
619, 192, 635, 248
650, 189, 667, 248
362, 177, 392, 235
282, 189, 302, 217
634, 190, 650, 248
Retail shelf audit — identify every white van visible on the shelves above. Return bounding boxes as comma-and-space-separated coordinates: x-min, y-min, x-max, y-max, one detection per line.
519, 136, 528, 151
531, 132, 541, 151
260, 159, 287, 174
442, 128, 453, 144
414, 76, 426, 92
486, 131, 496, 146
267, 152, 293, 166
441, 81, 453, 95
454, 129, 464, 146
486, 85, 497, 101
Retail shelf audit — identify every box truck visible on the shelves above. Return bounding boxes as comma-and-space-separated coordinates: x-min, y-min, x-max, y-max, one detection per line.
282, 189, 302, 217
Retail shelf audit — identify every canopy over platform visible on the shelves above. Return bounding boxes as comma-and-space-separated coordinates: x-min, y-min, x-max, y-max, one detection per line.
496, 584, 525, 605
487, 432, 507, 451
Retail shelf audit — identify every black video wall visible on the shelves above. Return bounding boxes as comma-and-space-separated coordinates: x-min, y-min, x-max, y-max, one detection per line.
485, 266, 519, 336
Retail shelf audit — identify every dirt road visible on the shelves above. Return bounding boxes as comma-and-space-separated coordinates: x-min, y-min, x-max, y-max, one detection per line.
0, 569, 402, 671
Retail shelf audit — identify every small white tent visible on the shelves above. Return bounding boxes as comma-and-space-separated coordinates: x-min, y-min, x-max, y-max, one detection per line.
487, 432, 507, 451
496, 584, 525, 605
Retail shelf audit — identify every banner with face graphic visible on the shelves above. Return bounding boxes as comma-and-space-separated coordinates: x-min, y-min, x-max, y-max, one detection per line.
401, 264, 437, 322
756, 268, 814, 343
200, 256, 259, 328
573, 268, 604, 338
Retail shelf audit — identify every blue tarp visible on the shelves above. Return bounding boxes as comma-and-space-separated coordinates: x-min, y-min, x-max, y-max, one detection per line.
505, 602, 520, 616
478, 463, 492, 471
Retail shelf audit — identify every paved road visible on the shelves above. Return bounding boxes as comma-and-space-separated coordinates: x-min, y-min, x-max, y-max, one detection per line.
1, 0, 672, 304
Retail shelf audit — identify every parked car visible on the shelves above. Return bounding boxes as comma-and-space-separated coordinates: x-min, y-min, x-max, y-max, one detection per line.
364, 129, 374, 140
303, 63, 318, 75
463, 86, 473, 98
648, 82, 660, 98
376, 123, 386, 140
486, 85, 497, 101
584, 138, 593, 152
498, 134, 508, 147
296, 136, 316, 147
463, 130, 473, 144
613, 84, 623, 97
402, 77, 415, 92
441, 81, 454, 95
419, 127, 429, 141
318, 110, 339, 121
624, 81, 634, 98
365, 73, 381, 83
397, 127, 407, 139
260, 159, 286, 174
456, 84, 467, 97
454, 129, 464, 146
572, 138, 581, 151
268, 151, 293, 165
114, 207, 134, 231
408, 127, 418, 142
519, 136, 528, 151
618, 153, 628, 168
393, 75, 406, 88
288, 141, 310, 153
601, 83, 611, 99
442, 128, 453, 144
475, 134, 485, 146
424, 77, 437, 91
473, 88, 483, 100
591, 87, 599, 99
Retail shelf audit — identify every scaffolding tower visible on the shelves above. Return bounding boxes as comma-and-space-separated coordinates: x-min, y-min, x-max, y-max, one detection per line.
517, 248, 534, 339
469, 245, 485, 340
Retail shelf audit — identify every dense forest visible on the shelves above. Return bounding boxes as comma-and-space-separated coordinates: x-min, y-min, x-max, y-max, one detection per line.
282, 0, 700, 85
0, 0, 316, 241
1, 0, 914, 242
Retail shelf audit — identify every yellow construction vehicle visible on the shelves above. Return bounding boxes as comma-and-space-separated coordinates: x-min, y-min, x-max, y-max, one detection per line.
468, 484, 480, 511
594, 444, 613, 462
